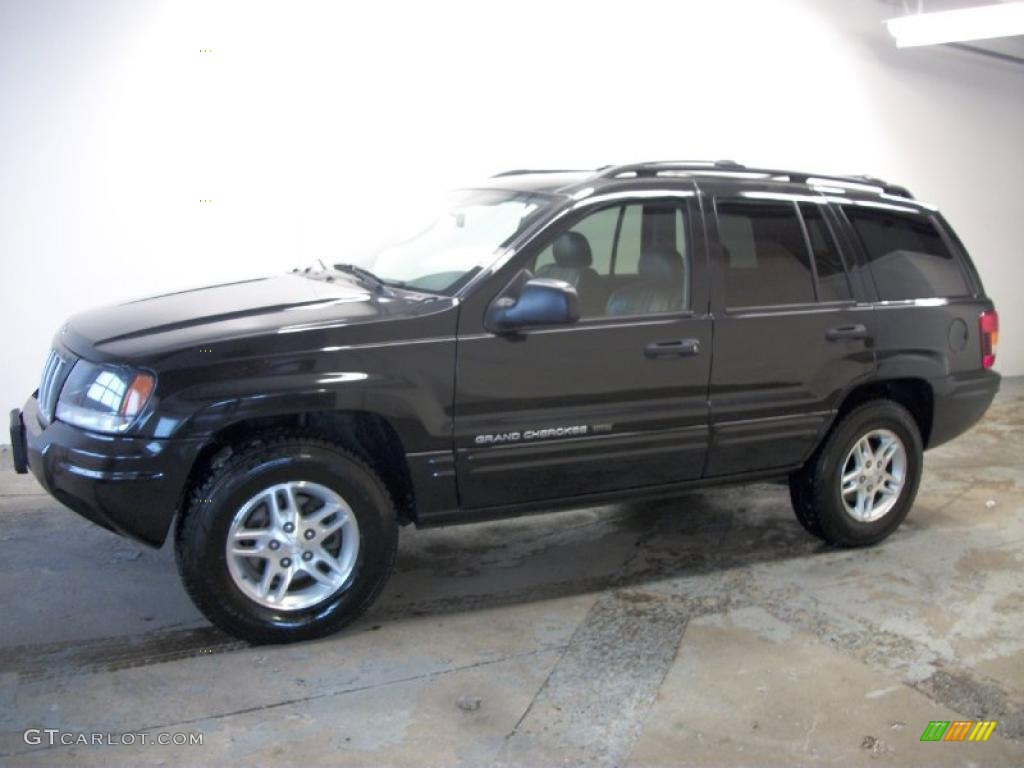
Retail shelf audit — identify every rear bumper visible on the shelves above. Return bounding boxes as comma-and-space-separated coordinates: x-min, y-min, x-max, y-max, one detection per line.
15, 395, 202, 547
928, 369, 1001, 449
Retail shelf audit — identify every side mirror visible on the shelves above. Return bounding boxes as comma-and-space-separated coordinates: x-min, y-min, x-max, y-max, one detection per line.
485, 272, 580, 334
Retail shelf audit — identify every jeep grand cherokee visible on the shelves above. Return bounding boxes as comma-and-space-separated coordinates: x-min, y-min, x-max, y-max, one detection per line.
9, 160, 1000, 643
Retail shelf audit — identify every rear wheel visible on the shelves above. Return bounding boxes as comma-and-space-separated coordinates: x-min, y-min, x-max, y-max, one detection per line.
789, 400, 922, 547
175, 435, 398, 643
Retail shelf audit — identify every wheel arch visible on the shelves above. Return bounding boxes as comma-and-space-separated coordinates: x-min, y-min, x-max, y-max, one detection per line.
184, 411, 417, 525
833, 378, 934, 448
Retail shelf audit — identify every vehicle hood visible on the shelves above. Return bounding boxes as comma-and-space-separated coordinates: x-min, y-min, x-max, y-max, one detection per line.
60, 273, 447, 360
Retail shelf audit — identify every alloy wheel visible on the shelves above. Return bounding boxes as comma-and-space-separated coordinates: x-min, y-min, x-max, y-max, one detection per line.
839, 428, 907, 523
225, 481, 360, 610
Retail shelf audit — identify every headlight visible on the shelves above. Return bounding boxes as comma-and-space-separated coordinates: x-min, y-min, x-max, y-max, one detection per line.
56, 361, 155, 434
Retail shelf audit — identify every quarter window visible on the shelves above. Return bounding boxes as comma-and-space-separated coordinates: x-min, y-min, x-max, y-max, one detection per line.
717, 200, 816, 308
844, 208, 969, 300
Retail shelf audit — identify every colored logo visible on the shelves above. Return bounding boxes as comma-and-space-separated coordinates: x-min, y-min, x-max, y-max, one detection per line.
920, 720, 997, 742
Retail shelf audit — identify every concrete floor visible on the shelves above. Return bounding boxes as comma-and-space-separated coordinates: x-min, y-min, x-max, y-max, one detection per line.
1, 379, 1022, 767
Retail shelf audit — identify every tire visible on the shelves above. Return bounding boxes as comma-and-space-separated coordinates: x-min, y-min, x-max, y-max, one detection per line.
175, 434, 398, 643
788, 477, 826, 540
788, 400, 922, 547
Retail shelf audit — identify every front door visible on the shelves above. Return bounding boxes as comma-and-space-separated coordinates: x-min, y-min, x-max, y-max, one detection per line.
453, 187, 712, 510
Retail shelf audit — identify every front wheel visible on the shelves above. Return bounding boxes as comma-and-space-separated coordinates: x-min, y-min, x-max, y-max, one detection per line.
175, 435, 398, 644
789, 400, 923, 547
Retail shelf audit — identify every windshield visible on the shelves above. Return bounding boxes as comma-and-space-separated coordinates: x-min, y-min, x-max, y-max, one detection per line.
345, 189, 554, 294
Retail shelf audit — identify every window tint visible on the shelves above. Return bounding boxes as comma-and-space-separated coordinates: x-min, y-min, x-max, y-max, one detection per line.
717, 200, 815, 308
845, 208, 969, 300
799, 203, 852, 302
532, 201, 690, 318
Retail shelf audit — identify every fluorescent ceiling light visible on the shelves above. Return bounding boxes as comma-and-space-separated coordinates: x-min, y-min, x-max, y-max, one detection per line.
886, 2, 1024, 48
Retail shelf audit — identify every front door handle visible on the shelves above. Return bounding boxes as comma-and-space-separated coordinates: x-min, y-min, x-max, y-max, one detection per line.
825, 323, 869, 342
644, 338, 701, 359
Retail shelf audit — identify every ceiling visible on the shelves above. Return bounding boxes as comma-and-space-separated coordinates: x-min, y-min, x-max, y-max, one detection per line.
880, 0, 1024, 62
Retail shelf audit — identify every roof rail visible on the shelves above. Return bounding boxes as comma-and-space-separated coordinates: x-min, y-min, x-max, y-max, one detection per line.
597, 160, 746, 178
491, 168, 586, 177
597, 160, 913, 198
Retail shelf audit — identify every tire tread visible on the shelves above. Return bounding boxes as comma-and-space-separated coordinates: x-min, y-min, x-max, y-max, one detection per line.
175, 431, 397, 643
789, 399, 922, 548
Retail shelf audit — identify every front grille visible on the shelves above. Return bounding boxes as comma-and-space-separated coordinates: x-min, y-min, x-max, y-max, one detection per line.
38, 349, 75, 423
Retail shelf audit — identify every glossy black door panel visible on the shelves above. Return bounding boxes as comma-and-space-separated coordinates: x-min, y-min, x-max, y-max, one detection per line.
701, 182, 876, 476
453, 186, 712, 509
454, 318, 712, 505
706, 304, 876, 475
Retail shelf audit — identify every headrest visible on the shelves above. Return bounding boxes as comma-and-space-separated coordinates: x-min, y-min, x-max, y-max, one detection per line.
639, 246, 683, 281
552, 232, 593, 268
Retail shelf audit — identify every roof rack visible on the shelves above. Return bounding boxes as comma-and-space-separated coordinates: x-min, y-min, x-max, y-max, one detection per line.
597, 160, 746, 177
491, 168, 586, 177
597, 160, 913, 198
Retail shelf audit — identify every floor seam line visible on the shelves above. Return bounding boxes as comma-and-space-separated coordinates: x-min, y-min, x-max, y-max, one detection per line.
0, 644, 566, 760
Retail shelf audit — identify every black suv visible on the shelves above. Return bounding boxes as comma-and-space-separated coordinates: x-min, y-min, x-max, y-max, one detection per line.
9, 161, 1000, 643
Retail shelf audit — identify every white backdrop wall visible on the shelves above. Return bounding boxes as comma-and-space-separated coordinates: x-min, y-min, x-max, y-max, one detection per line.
1, 0, 1022, 415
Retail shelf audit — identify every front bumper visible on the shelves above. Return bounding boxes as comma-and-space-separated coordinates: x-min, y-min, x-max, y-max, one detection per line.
13, 395, 202, 547
9, 409, 29, 473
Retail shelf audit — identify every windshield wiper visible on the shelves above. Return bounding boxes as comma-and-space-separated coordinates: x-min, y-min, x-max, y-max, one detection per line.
332, 263, 403, 292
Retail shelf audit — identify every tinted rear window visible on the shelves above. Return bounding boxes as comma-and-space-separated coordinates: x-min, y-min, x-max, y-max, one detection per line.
845, 208, 969, 300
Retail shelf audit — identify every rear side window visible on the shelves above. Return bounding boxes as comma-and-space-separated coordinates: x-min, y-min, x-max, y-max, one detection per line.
800, 203, 852, 302
717, 200, 815, 308
844, 208, 969, 300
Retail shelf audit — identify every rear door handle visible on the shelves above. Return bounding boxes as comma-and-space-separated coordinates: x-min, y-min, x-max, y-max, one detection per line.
825, 323, 869, 342
644, 338, 701, 359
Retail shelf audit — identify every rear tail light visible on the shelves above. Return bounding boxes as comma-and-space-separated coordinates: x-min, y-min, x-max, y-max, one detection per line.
979, 310, 999, 369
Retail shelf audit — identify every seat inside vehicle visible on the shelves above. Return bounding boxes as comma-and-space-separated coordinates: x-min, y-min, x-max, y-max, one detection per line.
535, 232, 607, 315
606, 247, 685, 316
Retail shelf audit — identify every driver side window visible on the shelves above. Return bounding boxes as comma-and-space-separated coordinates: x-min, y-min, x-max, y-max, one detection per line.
532, 201, 690, 318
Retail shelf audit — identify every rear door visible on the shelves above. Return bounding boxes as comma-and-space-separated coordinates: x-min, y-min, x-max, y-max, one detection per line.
453, 185, 713, 509
702, 182, 876, 476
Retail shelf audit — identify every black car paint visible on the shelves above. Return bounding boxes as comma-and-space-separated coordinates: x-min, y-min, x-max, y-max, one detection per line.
454, 183, 713, 510
700, 179, 875, 476
13, 169, 1000, 546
